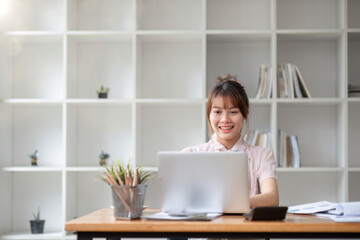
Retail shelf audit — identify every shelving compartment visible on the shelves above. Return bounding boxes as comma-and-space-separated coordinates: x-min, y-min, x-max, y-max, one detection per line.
278, 171, 345, 206
136, 34, 203, 99
0, 35, 64, 99
348, 102, 360, 167
11, 172, 63, 234
0, 172, 11, 235
277, 103, 345, 168
5, 0, 64, 31
0, 104, 12, 235
206, 34, 271, 98
348, 33, 360, 98
137, 0, 203, 30
277, 33, 344, 98
67, 0, 134, 31
207, 0, 270, 30
349, 172, 360, 201
0, 104, 12, 167
66, 104, 133, 167
9, 105, 63, 167
136, 103, 203, 166
247, 103, 272, 134
67, 35, 133, 99
277, 0, 341, 29
348, 0, 360, 29
66, 171, 112, 227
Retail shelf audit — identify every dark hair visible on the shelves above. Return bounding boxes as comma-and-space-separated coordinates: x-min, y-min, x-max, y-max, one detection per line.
206, 80, 250, 138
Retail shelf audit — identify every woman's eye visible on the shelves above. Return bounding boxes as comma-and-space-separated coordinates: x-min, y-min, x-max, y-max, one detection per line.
213, 111, 221, 114
230, 111, 238, 114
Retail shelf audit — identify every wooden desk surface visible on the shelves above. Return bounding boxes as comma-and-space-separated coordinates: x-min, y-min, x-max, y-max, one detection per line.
65, 208, 360, 233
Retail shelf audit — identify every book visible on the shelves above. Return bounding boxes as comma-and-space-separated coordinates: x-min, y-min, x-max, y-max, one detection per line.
246, 130, 271, 149
289, 135, 300, 168
277, 64, 311, 99
291, 64, 303, 98
251, 129, 260, 146
278, 130, 287, 167
286, 136, 292, 167
281, 64, 289, 98
255, 65, 272, 99
295, 65, 311, 98
266, 67, 273, 99
255, 64, 266, 99
277, 64, 285, 98
278, 130, 301, 168
286, 63, 295, 98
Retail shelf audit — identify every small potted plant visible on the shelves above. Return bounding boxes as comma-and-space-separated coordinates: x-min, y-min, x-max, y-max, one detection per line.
216, 73, 239, 83
99, 151, 110, 166
30, 207, 45, 234
97, 86, 110, 99
29, 150, 38, 166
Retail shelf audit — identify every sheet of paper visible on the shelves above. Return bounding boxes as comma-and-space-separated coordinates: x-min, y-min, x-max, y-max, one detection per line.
143, 212, 222, 221
288, 201, 337, 214
336, 202, 360, 216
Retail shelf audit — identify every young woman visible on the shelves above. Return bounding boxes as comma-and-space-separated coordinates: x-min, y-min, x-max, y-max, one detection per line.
182, 80, 279, 208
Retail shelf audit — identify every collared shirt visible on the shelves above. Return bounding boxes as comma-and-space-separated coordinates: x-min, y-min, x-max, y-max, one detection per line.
182, 134, 277, 196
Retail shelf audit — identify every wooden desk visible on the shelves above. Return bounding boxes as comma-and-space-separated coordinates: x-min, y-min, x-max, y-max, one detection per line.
65, 208, 360, 240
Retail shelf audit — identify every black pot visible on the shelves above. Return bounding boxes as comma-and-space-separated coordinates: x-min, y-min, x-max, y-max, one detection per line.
30, 220, 45, 234
31, 158, 37, 166
98, 93, 108, 99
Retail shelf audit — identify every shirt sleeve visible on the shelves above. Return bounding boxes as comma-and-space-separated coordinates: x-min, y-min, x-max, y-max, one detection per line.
181, 146, 195, 152
257, 147, 277, 185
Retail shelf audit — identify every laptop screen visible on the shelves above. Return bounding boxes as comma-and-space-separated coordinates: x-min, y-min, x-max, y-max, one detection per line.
158, 151, 250, 214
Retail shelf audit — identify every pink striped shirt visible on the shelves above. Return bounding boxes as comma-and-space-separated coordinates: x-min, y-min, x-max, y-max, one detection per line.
182, 134, 277, 196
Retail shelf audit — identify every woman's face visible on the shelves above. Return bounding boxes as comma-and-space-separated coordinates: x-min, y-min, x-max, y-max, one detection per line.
210, 96, 244, 149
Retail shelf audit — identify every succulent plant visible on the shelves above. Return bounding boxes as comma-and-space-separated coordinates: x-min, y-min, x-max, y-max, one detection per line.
99, 150, 110, 160
97, 86, 110, 94
216, 73, 239, 83
33, 207, 41, 221
100, 158, 153, 186
29, 150, 38, 160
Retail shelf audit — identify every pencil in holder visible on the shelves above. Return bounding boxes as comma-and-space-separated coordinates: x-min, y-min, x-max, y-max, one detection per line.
111, 184, 147, 220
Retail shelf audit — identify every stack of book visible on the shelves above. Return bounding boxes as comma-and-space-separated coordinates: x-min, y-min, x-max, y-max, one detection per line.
278, 130, 300, 168
348, 84, 360, 97
255, 64, 273, 99
277, 63, 311, 98
244, 130, 272, 148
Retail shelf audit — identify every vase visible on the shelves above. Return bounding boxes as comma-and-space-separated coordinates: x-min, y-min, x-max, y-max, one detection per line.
111, 185, 147, 220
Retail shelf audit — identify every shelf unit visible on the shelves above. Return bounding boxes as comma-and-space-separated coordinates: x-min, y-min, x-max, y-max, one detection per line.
1, 0, 360, 239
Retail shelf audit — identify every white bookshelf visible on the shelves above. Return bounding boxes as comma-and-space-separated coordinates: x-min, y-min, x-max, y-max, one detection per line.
1, 0, 360, 239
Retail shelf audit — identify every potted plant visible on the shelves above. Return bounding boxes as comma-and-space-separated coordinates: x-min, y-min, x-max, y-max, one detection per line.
216, 73, 239, 83
30, 207, 45, 234
100, 160, 153, 219
29, 150, 38, 166
99, 150, 110, 166
97, 86, 110, 99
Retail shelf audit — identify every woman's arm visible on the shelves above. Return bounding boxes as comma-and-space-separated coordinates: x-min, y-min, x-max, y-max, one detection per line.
249, 177, 279, 208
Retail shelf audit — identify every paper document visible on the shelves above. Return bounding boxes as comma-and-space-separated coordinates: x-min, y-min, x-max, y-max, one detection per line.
289, 201, 360, 222
143, 212, 222, 221
288, 201, 337, 214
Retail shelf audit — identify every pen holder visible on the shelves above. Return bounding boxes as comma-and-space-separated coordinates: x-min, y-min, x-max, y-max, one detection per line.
111, 184, 147, 220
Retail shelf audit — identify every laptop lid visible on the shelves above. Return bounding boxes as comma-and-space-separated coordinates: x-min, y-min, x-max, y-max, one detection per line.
158, 151, 250, 214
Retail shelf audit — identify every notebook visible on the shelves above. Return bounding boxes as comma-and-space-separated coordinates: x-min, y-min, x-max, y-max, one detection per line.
157, 151, 250, 215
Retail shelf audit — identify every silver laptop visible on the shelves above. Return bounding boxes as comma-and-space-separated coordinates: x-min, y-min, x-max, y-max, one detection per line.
158, 151, 250, 214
